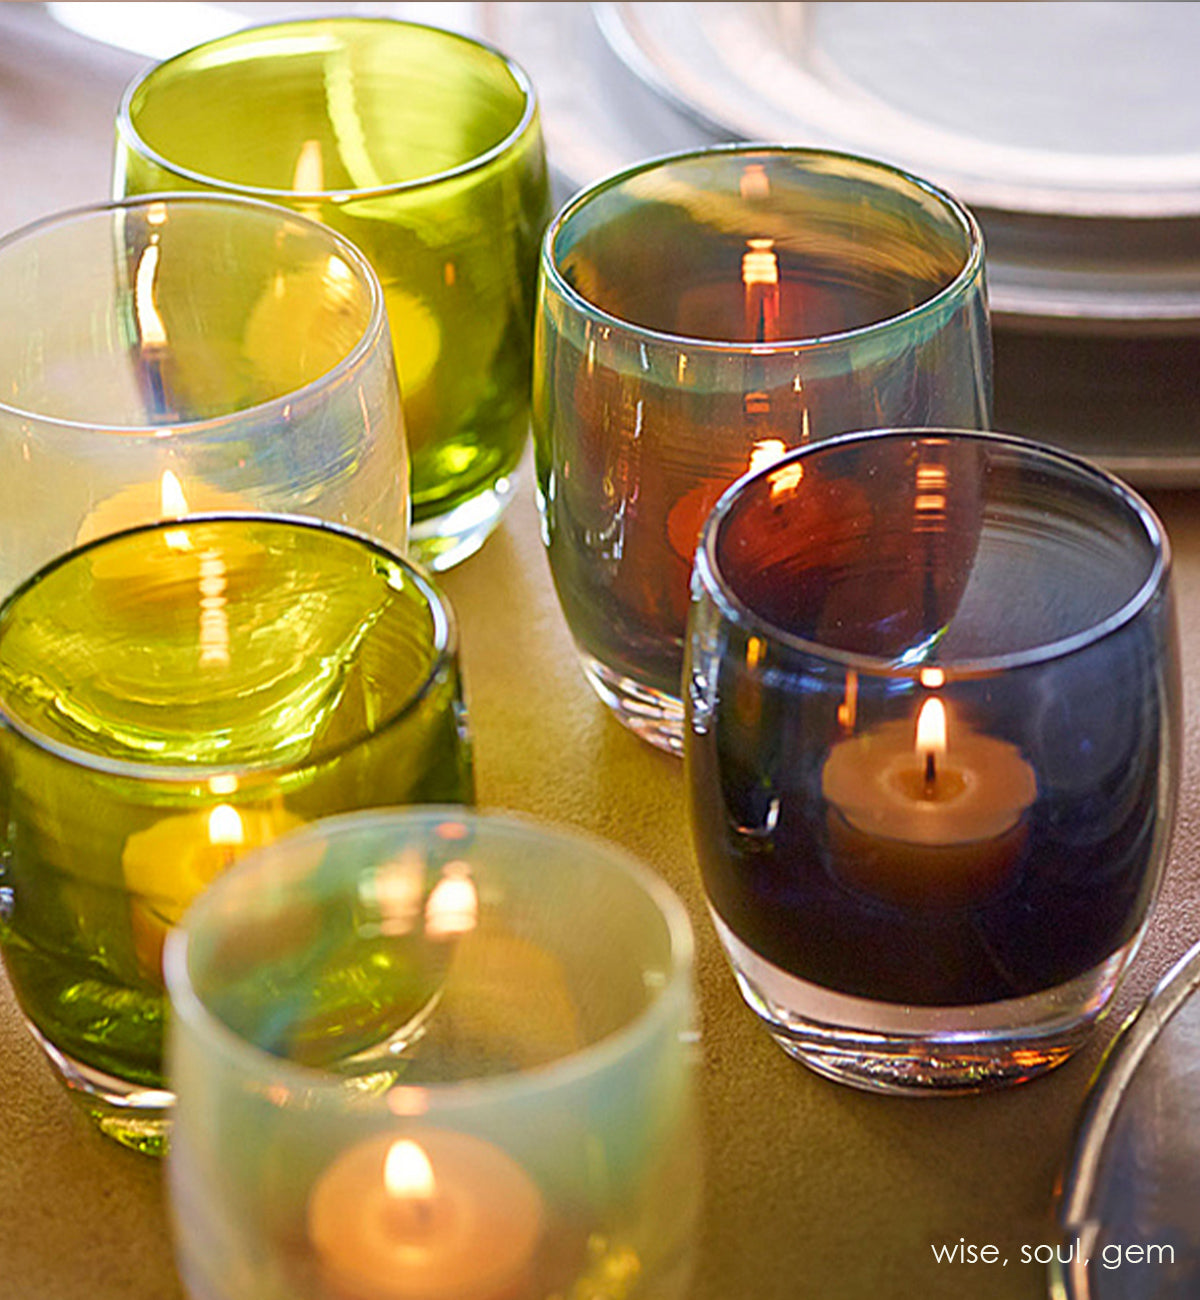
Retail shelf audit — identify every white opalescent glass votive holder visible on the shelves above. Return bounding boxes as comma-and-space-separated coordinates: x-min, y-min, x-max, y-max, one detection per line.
0, 193, 408, 599
165, 808, 700, 1300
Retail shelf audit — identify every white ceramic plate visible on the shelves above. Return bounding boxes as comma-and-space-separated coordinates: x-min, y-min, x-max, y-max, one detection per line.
596, 2, 1200, 331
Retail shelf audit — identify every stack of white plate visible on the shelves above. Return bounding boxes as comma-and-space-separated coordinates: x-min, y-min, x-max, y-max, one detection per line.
486, 2, 1200, 485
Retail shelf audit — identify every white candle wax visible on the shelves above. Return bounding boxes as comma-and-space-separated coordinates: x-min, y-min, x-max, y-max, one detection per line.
308, 1129, 545, 1300
822, 697, 1038, 908
123, 804, 304, 981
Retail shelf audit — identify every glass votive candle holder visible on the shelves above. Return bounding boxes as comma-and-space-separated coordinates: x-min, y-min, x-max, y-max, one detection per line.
0, 193, 408, 601
685, 429, 1180, 1093
534, 144, 991, 753
164, 808, 699, 1300
0, 516, 473, 1151
116, 17, 552, 571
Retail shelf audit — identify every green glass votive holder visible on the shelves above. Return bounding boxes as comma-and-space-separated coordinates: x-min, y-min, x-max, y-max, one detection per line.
165, 809, 700, 1300
116, 17, 552, 571
0, 516, 473, 1153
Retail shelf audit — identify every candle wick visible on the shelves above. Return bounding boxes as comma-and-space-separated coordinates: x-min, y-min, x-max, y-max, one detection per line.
923, 749, 937, 797
383, 1189, 438, 1240
413, 1195, 435, 1232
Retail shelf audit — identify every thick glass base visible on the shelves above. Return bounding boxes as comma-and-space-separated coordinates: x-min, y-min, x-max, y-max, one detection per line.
712, 912, 1134, 1094
33, 1028, 171, 1155
579, 653, 684, 755
409, 471, 517, 572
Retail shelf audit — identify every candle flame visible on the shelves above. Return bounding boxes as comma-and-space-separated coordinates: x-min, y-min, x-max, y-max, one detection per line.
748, 439, 805, 499
743, 236, 781, 344
739, 164, 770, 200
324, 255, 353, 286
198, 549, 231, 668
742, 238, 779, 287
292, 138, 324, 193
160, 470, 188, 516
387, 1088, 431, 1118
323, 255, 356, 310
160, 471, 194, 552
748, 438, 787, 475
914, 461, 948, 527
837, 669, 858, 730
916, 697, 948, 757
370, 849, 425, 936
919, 667, 946, 689
135, 243, 167, 346
384, 1140, 436, 1202
207, 803, 244, 848
770, 459, 804, 499
424, 865, 479, 939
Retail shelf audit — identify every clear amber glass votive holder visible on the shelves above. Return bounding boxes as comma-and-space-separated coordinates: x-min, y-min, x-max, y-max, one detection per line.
686, 429, 1180, 1092
0, 516, 472, 1152
0, 193, 408, 601
164, 808, 699, 1300
534, 144, 992, 753
117, 17, 552, 571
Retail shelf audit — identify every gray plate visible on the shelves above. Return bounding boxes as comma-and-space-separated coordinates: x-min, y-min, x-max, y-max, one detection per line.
1052, 941, 1200, 1298
595, 2, 1200, 333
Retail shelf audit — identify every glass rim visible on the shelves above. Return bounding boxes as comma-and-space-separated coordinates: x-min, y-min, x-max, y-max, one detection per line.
541, 142, 986, 356
0, 512, 458, 782
163, 805, 695, 1110
0, 192, 391, 436
115, 15, 541, 201
694, 426, 1172, 678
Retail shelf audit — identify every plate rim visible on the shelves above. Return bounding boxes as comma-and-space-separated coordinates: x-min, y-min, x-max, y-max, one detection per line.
594, 0, 1200, 328
1051, 940, 1200, 1299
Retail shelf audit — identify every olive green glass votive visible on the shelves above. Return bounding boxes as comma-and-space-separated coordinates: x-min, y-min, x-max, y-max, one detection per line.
0, 516, 473, 1153
116, 18, 552, 571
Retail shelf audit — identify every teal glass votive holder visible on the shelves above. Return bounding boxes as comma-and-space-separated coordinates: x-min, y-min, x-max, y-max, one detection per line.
534, 144, 992, 753
0, 516, 472, 1152
165, 809, 700, 1300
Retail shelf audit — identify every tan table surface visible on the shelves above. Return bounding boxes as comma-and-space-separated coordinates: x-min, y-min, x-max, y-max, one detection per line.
2, 6, 1199, 1300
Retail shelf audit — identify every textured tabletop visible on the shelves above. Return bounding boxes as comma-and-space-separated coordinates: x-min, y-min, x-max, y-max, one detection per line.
1, 7, 1199, 1300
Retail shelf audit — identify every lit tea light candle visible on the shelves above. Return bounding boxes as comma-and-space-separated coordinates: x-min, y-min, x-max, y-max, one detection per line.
76, 468, 250, 548
423, 864, 479, 940
822, 694, 1038, 908
665, 437, 793, 564
77, 470, 262, 607
308, 1129, 545, 1300
123, 802, 304, 980
741, 236, 780, 344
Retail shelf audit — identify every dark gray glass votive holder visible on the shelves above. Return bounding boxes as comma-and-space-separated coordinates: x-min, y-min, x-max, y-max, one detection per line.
686, 428, 1180, 1093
